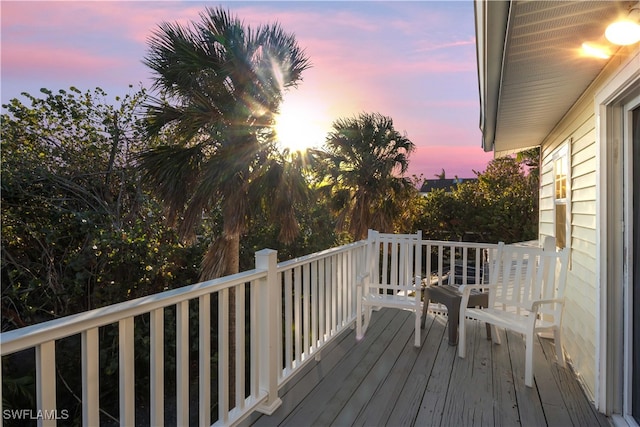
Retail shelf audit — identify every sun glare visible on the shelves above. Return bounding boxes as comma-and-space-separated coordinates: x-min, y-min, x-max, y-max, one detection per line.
580, 42, 611, 59
275, 97, 329, 153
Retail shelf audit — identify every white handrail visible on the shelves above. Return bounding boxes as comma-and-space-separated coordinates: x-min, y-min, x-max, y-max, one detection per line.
0, 269, 266, 355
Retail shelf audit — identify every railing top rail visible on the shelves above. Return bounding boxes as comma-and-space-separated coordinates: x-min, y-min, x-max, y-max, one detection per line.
420, 239, 500, 249
0, 268, 266, 356
277, 240, 367, 271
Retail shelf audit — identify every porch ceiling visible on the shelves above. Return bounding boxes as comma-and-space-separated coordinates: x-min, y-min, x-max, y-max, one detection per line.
477, 0, 635, 155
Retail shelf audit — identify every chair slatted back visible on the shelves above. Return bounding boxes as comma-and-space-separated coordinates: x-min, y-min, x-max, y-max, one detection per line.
490, 242, 570, 320
368, 230, 422, 296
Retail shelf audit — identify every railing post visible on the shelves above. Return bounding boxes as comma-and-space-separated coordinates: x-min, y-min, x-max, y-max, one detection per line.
255, 249, 283, 415
36, 341, 56, 427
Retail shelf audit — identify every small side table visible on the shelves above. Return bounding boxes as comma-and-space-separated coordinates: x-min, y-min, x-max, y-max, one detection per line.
421, 285, 491, 345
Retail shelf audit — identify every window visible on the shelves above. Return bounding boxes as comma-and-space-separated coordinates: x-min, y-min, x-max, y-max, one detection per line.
553, 144, 570, 249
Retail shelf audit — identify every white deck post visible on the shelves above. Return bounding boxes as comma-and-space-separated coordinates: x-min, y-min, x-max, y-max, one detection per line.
255, 249, 283, 414
36, 340, 56, 427
81, 328, 100, 427
119, 317, 135, 427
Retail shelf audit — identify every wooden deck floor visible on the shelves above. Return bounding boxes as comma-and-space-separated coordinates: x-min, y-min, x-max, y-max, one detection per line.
246, 308, 610, 427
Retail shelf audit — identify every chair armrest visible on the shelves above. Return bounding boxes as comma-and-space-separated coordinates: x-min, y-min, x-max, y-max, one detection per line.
357, 272, 370, 286
530, 298, 564, 312
458, 284, 496, 296
459, 284, 496, 310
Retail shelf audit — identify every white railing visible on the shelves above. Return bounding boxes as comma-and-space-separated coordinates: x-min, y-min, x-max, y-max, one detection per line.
420, 240, 499, 286
0, 237, 500, 427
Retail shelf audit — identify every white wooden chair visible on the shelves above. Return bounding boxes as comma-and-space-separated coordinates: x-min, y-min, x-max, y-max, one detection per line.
356, 229, 423, 347
457, 239, 570, 386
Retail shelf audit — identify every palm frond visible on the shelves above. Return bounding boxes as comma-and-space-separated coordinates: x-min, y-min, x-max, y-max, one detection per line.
137, 143, 204, 223
319, 112, 416, 239
142, 6, 310, 273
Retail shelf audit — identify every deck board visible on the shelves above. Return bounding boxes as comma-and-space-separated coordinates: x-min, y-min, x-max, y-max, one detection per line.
247, 309, 610, 427
309, 310, 407, 426
538, 338, 610, 427
385, 316, 446, 426
506, 329, 548, 426
533, 336, 573, 427
354, 312, 438, 427
491, 327, 520, 427
413, 329, 454, 427
333, 310, 416, 426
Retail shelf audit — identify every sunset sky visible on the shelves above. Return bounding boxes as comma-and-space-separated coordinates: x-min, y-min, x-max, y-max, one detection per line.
1, 1, 494, 179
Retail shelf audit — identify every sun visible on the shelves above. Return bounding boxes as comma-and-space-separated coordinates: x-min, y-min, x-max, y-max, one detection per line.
274, 95, 329, 153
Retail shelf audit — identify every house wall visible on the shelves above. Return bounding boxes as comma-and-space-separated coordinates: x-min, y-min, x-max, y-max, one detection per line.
540, 100, 598, 398
538, 51, 635, 401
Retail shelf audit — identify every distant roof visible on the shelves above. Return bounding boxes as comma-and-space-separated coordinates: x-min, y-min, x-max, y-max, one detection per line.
419, 178, 476, 193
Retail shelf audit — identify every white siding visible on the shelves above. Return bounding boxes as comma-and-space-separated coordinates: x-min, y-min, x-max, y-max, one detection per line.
539, 89, 598, 398
536, 46, 638, 400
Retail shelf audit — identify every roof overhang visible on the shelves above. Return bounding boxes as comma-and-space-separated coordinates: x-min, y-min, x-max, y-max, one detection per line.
475, 0, 636, 156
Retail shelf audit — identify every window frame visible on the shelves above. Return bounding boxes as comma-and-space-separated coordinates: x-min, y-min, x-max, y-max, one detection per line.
552, 142, 571, 249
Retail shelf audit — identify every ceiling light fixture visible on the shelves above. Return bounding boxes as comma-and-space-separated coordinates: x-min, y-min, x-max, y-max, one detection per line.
605, 6, 640, 45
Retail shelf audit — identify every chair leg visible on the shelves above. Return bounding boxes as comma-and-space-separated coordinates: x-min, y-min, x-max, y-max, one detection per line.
364, 306, 371, 331
554, 327, 565, 367
492, 325, 501, 345
414, 311, 421, 347
356, 301, 363, 340
356, 286, 363, 340
458, 316, 466, 358
525, 332, 534, 387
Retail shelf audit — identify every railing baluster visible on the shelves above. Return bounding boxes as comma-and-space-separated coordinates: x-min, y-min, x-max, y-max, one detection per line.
294, 266, 302, 365
337, 253, 343, 328
475, 248, 482, 284
310, 261, 318, 353
426, 243, 432, 283
318, 258, 327, 345
36, 340, 56, 427
303, 263, 311, 359
199, 294, 211, 426
118, 317, 134, 427
350, 249, 355, 319
276, 272, 283, 383
438, 245, 444, 284
342, 252, 348, 325
235, 283, 245, 410
449, 245, 455, 284
462, 247, 469, 285
219, 289, 229, 424
176, 301, 189, 425
150, 308, 164, 426
81, 328, 99, 427
284, 271, 293, 372
331, 255, 338, 335
250, 279, 259, 398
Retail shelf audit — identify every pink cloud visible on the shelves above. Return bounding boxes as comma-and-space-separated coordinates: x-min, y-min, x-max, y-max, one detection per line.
2, 43, 125, 79
409, 146, 494, 179
413, 38, 477, 53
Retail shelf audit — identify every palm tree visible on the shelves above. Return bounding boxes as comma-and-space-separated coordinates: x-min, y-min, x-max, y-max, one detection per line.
314, 112, 416, 240
139, 7, 311, 279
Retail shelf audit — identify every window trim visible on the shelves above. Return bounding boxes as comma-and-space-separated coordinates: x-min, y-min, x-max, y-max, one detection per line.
552, 141, 571, 249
